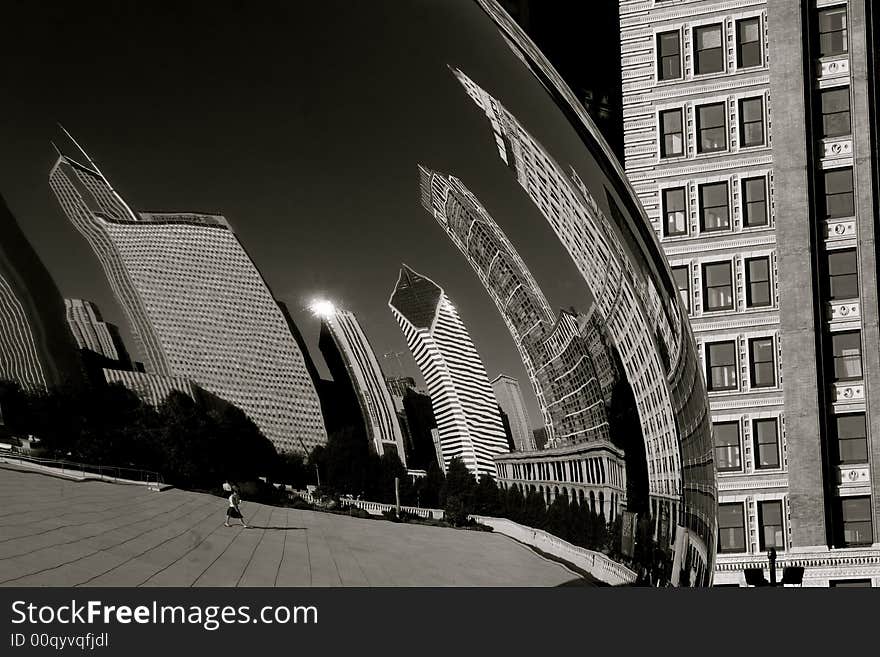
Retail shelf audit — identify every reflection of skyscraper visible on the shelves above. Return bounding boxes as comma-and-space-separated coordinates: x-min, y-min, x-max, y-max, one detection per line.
65, 298, 130, 366
0, 194, 82, 389
491, 374, 535, 451
314, 301, 406, 466
103, 368, 197, 408
388, 265, 508, 478
49, 146, 327, 456
419, 167, 610, 448
452, 67, 681, 501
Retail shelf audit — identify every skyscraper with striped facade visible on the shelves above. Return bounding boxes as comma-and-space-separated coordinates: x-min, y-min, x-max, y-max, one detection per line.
49, 142, 327, 456
313, 301, 407, 466
0, 194, 82, 390
388, 265, 508, 478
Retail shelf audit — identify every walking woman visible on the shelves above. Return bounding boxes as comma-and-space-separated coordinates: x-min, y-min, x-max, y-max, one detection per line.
225, 486, 248, 528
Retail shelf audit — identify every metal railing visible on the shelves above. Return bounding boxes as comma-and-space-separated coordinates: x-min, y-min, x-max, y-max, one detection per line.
0, 450, 164, 488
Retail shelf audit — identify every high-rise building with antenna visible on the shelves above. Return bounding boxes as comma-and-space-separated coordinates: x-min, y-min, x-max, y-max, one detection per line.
48, 133, 327, 455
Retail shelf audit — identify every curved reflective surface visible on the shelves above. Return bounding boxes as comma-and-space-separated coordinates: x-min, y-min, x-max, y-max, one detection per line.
0, 0, 716, 585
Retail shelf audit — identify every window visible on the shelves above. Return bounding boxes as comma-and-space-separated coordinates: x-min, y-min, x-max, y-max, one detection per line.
758, 500, 784, 550
657, 31, 681, 80
828, 249, 859, 300
831, 580, 872, 588
663, 187, 687, 236
699, 182, 729, 231
739, 97, 765, 147
713, 421, 741, 472
750, 337, 775, 388
746, 257, 771, 307
836, 414, 868, 464
718, 503, 746, 553
820, 87, 851, 138
754, 419, 780, 469
839, 497, 873, 547
818, 6, 848, 57
742, 177, 768, 227
703, 261, 733, 311
694, 24, 724, 74
697, 103, 727, 153
823, 168, 854, 218
736, 17, 761, 67
660, 109, 684, 157
707, 341, 737, 391
832, 331, 863, 381
672, 265, 690, 313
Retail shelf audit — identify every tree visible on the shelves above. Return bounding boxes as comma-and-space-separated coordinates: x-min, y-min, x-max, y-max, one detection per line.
474, 473, 500, 516
443, 457, 477, 526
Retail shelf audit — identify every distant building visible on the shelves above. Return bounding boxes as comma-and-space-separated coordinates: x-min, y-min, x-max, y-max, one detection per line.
314, 301, 406, 466
64, 298, 131, 375
103, 368, 196, 408
49, 143, 327, 456
491, 374, 535, 451
386, 376, 416, 400
533, 427, 548, 451
0, 194, 83, 390
388, 265, 508, 478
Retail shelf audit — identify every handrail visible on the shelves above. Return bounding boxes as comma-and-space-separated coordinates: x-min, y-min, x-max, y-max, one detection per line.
0, 449, 164, 486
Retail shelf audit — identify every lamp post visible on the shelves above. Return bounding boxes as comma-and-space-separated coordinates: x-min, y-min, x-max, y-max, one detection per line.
743, 547, 803, 587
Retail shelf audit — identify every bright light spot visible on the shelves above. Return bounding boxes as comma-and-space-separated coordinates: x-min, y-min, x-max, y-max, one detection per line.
310, 299, 336, 318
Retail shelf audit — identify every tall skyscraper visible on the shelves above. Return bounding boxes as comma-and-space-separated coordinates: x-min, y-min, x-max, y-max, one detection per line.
0, 194, 83, 390
388, 265, 508, 478
49, 143, 327, 456
103, 368, 197, 408
312, 300, 407, 466
418, 166, 610, 448
620, 0, 880, 586
65, 298, 130, 366
491, 374, 535, 451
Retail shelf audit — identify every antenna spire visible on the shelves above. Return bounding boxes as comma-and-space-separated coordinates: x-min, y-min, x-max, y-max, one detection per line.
56, 123, 103, 176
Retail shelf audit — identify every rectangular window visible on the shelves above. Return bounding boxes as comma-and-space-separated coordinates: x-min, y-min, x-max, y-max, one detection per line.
703, 261, 733, 311
697, 103, 727, 153
820, 87, 851, 138
750, 337, 776, 388
657, 31, 681, 80
824, 168, 854, 218
707, 341, 737, 391
660, 109, 684, 158
699, 182, 729, 232
818, 6, 848, 57
828, 249, 859, 300
836, 414, 868, 464
672, 266, 690, 314
694, 24, 724, 74
758, 500, 784, 550
713, 421, 741, 472
739, 97, 765, 147
832, 331, 863, 381
718, 503, 746, 553
742, 177, 768, 227
839, 497, 873, 547
831, 579, 872, 587
746, 257, 771, 307
663, 187, 687, 236
736, 17, 761, 67
754, 418, 780, 469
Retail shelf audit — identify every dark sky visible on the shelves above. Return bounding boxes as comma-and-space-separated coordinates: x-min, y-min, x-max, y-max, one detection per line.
0, 0, 603, 428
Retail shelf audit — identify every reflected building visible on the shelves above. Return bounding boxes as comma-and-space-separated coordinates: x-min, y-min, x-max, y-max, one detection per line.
388, 265, 508, 478
491, 374, 535, 451
315, 301, 407, 465
418, 166, 610, 448
103, 368, 197, 408
0, 194, 83, 390
620, 0, 880, 586
49, 145, 327, 456
64, 298, 132, 385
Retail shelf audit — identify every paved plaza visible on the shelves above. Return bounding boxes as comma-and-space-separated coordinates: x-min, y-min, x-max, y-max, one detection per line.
0, 466, 585, 587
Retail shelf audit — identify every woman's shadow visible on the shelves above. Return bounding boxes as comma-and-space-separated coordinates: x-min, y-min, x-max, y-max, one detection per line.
246, 525, 307, 531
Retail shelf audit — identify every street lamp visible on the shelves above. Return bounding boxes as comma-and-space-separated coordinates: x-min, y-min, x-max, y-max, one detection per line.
743, 547, 805, 587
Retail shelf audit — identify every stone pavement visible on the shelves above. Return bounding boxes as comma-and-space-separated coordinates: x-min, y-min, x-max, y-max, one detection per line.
0, 466, 586, 587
